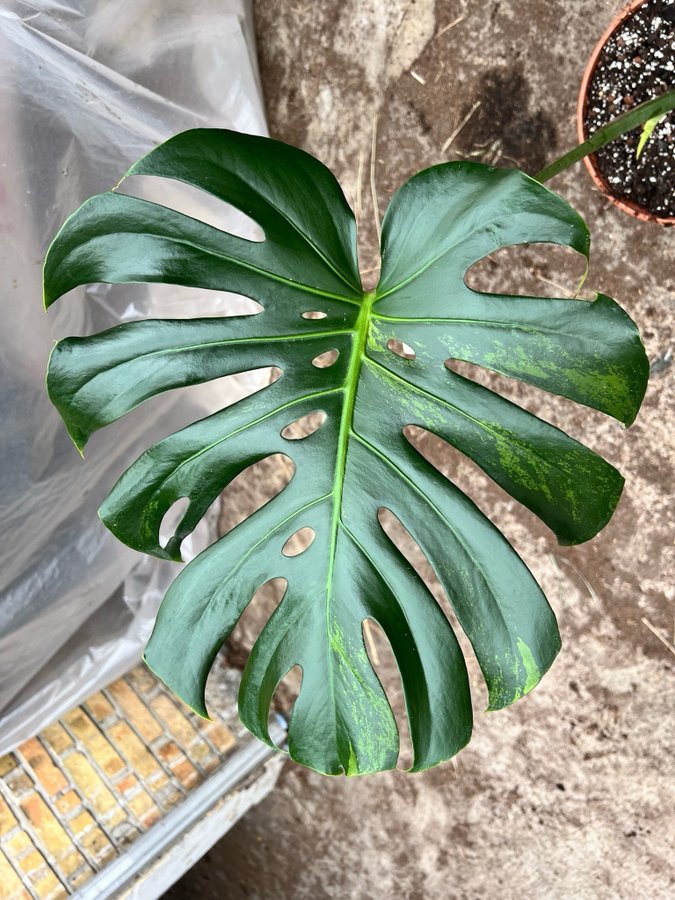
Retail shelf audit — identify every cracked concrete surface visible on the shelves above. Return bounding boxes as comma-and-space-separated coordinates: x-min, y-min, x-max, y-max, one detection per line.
166, 1, 674, 897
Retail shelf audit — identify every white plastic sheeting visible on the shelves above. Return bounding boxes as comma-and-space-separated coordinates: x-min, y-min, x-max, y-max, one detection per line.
0, 0, 267, 751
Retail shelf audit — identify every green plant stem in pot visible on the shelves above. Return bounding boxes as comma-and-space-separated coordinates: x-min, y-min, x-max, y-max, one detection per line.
536, 88, 675, 183
44, 120, 650, 775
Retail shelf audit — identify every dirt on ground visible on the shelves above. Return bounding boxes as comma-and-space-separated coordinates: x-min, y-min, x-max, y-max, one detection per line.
166, 1, 674, 897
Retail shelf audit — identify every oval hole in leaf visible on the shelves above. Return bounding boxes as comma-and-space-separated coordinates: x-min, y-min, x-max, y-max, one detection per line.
464, 243, 586, 298
159, 497, 190, 549
219, 454, 295, 535
311, 349, 339, 368
301, 311, 327, 319
281, 526, 316, 557
387, 339, 416, 360
117, 175, 265, 241
281, 410, 327, 440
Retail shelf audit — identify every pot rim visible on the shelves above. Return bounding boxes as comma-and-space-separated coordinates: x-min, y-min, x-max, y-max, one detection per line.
577, 0, 674, 225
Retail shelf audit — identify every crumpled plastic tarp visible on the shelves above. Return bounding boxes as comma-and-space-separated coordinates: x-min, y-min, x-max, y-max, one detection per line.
0, 0, 267, 752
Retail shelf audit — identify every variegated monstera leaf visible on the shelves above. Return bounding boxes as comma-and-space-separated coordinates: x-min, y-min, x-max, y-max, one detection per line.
44, 130, 648, 774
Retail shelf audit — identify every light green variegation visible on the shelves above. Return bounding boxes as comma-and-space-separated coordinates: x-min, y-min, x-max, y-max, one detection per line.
44, 130, 648, 775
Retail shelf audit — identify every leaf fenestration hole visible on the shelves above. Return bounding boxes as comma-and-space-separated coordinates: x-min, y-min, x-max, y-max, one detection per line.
403, 425, 520, 545
311, 349, 339, 368
444, 357, 498, 382
444, 358, 460, 373
376, 505, 486, 709
281, 410, 327, 440
111, 284, 263, 320
440, 358, 589, 436
378, 506, 439, 596
403, 424, 469, 482
159, 497, 191, 549
118, 175, 265, 241
272, 663, 303, 746
464, 243, 588, 298
224, 577, 289, 705
361, 614, 414, 771
402, 424, 427, 450
301, 311, 327, 319
281, 526, 316, 557
387, 339, 416, 360
219, 454, 295, 535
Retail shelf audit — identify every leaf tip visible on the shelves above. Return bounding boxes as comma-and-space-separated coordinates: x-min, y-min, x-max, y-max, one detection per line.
486, 632, 561, 712
67, 423, 88, 457
142, 651, 211, 719
42, 255, 57, 310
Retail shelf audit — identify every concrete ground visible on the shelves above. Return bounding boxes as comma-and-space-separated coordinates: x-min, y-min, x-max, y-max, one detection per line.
166, 1, 674, 897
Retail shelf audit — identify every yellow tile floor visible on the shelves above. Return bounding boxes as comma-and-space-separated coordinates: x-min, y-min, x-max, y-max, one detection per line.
0, 666, 236, 899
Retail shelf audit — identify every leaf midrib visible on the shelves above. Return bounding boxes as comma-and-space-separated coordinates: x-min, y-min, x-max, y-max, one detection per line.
326, 293, 375, 593
319, 291, 375, 754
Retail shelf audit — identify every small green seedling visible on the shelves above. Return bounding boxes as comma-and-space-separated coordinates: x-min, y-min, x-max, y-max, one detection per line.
636, 112, 667, 159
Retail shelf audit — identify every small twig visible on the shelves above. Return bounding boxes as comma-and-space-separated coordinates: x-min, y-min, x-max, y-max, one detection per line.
370, 113, 381, 244
555, 556, 601, 606
484, 139, 503, 166
363, 620, 381, 666
436, 13, 466, 37
434, 60, 446, 84
410, 69, 426, 85
641, 617, 675, 657
649, 346, 673, 376
355, 147, 366, 226
539, 274, 574, 296
442, 101, 481, 153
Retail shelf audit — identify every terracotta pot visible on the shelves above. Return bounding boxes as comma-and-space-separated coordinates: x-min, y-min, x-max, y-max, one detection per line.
577, 0, 674, 225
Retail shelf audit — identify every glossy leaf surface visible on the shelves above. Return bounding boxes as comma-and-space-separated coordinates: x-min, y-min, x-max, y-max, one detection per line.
44, 130, 648, 774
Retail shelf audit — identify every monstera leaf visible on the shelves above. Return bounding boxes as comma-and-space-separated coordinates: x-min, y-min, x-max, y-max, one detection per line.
44, 130, 648, 775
